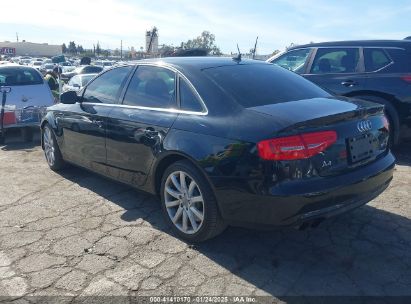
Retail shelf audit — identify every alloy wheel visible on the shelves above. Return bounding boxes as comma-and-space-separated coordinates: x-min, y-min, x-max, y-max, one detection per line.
43, 127, 55, 167
164, 170, 205, 234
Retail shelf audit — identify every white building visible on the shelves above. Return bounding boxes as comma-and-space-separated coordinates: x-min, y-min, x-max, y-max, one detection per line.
0, 41, 62, 57
145, 29, 159, 54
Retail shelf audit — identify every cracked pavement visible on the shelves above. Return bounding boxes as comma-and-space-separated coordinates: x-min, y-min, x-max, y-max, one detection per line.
0, 135, 410, 302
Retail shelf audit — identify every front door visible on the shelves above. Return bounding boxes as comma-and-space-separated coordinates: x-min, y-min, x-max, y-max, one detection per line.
59, 66, 133, 173
106, 65, 179, 187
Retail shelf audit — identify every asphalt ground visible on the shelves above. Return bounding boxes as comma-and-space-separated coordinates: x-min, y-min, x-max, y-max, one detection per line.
0, 130, 410, 303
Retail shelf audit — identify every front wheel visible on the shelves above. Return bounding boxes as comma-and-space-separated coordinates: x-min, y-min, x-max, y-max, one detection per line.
160, 160, 226, 242
42, 124, 66, 171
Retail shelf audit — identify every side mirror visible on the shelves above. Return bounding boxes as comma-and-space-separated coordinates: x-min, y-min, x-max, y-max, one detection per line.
60, 90, 79, 104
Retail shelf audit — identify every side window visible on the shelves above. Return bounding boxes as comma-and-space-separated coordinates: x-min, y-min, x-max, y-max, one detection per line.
82, 66, 132, 104
364, 48, 392, 72
271, 48, 311, 73
311, 48, 359, 74
179, 78, 203, 112
123, 66, 176, 108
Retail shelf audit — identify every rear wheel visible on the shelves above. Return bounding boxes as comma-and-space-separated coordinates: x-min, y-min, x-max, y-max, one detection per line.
43, 124, 65, 171
160, 160, 226, 242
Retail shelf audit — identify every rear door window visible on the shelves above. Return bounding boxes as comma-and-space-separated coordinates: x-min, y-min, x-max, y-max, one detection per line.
271, 48, 311, 73
364, 48, 392, 72
123, 65, 176, 109
311, 48, 360, 74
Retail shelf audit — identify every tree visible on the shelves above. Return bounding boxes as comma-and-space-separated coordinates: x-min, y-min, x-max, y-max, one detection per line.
96, 42, 101, 57
181, 31, 222, 55
271, 49, 281, 56
159, 44, 175, 56
68, 41, 77, 54
77, 45, 84, 54
62, 43, 67, 54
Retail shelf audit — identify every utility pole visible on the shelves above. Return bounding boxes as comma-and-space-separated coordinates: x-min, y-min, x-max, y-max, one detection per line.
16, 32, 19, 42
120, 40, 123, 59
252, 36, 259, 59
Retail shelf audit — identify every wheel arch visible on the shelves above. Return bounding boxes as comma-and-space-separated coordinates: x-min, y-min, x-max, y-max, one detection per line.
151, 151, 218, 200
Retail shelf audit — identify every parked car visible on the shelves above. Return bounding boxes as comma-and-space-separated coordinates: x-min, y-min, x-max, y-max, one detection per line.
267, 40, 411, 145
0, 66, 54, 141
93, 60, 115, 70
40, 57, 394, 242
40, 63, 56, 76
60, 65, 103, 82
29, 61, 43, 70
62, 73, 97, 92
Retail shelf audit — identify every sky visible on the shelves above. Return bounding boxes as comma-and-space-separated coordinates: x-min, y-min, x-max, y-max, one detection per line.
2, 0, 411, 54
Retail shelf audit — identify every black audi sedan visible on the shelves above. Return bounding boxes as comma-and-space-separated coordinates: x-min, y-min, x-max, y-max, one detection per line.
40, 57, 395, 242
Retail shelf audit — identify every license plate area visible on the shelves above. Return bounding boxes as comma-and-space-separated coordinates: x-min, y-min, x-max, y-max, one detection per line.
347, 133, 375, 163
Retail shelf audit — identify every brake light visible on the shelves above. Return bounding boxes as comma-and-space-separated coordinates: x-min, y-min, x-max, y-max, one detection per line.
401, 75, 411, 83
257, 131, 337, 160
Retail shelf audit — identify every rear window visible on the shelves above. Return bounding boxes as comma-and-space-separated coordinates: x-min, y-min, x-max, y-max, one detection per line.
203, 63, 330, 108
0, 67, 43, 86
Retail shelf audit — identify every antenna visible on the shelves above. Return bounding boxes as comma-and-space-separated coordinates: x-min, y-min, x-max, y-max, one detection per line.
233, 44, 242, 62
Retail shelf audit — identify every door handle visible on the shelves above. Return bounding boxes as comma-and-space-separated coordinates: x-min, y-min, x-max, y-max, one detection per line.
92, 119, 104, 128
144, 128, 158, 138
341, 80, 358, 87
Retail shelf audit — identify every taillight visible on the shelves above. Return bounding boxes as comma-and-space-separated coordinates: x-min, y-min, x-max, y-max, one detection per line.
401, 75, 411, 83
257, 131, 337, 161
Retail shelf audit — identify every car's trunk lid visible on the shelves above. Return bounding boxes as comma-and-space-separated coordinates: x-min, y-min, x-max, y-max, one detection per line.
249, 97, 389, 177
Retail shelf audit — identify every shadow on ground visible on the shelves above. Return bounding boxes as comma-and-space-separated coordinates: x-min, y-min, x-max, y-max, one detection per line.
1, 129, 410, 297
53, 148, 411, 297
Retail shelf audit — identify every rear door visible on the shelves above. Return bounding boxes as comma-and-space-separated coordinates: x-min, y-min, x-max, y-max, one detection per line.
303, 47, 367, 96
58, 66, 132, 173
106, 65, 178, 187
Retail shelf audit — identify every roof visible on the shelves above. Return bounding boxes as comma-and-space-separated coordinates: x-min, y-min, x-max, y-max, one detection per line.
128, 56, 268, 72
289, 40, 411, 49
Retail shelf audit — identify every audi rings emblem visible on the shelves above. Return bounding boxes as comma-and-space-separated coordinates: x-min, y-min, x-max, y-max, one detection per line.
357, 120, 372, 132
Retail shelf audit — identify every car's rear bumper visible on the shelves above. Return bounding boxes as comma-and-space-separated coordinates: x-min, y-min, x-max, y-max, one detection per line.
1, 107, 46, 128
212, 152, 395, 228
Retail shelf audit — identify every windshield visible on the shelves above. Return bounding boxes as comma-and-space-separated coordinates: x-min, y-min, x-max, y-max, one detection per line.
203, 63, 330, 108
33, 62, 42, 66
0, 67, 43, 86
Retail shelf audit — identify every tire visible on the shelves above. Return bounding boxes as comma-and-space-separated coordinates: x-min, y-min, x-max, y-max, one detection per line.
160, 160, 226, 242
354, 95, 400, 147
21, 127, 33, 142
42, 123, 66, 171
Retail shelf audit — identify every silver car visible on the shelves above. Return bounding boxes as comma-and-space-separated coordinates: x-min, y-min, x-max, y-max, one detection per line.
62, 73, 97, 92
0, 65, 54, 141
